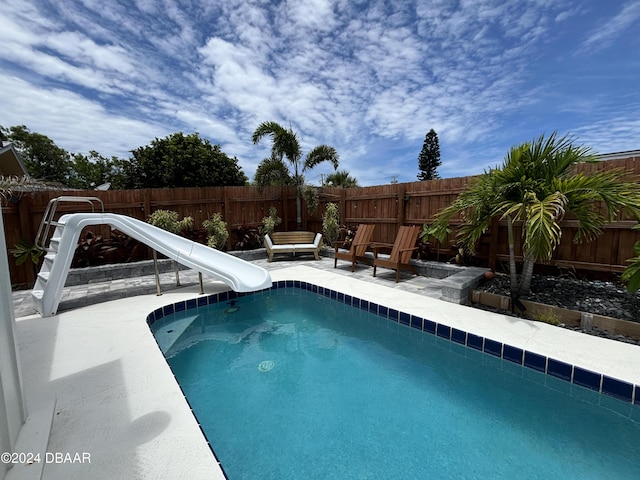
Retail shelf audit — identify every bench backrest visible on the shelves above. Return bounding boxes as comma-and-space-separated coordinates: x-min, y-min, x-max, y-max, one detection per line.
270, 231, 317, 245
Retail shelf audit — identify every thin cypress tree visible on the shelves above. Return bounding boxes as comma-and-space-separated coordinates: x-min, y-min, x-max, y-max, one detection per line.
417, 129, 441, 180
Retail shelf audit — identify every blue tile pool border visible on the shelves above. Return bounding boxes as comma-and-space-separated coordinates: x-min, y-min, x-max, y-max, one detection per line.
147, 281, 639, 406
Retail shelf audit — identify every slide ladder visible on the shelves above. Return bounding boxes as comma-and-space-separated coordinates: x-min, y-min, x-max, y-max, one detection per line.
32, 203, 272, 317
35, 196, 105, 250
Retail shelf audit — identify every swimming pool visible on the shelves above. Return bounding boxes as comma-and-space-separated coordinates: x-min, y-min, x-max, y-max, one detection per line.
148, 281, 640, 479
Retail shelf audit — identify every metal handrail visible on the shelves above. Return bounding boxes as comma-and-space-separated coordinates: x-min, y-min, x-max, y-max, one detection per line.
35, 196, 105, 250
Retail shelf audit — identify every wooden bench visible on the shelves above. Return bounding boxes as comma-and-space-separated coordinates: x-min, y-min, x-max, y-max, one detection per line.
264, 231, 322, 262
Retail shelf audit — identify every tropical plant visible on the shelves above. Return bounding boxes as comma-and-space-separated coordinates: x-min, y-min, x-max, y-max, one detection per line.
322, 202, 340, 245
622, 225, 640, 293
418, 223, 449, 261
430, 133, 640, 296
417, 129, 441, 180
303, 186, 320, 215
71, 230, 144, 268
253, 156, 295, 186
252, 121, 339, 228
260, 207, 282, 239
10, 239, 45, 273
147, 209, 193, 234
232, 224, 261, 250
203, 213, 229, 250
0, 175, 48, 202
323, 170, 359, 188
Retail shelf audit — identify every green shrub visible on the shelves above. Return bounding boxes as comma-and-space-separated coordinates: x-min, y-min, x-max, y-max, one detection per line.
148, 209, 193, 234
203, 213, 229, 250
322, 202, 340, 245
260, 207, 282, 239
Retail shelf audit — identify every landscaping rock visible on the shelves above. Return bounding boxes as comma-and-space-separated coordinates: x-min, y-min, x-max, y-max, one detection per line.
476, 273, 640, 322
474, 273, 640, 345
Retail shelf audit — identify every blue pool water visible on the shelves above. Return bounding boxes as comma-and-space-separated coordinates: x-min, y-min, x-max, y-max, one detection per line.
151, 288, 640, 479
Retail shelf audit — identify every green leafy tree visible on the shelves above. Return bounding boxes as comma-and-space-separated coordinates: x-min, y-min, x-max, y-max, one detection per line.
125, 132, 248, 188
417, 129, 441, 181
252, 121, 339, 229
2, 125, 71, 183
431, 133, 640, 296
67, 151, 122, 189
104, 156, 137, 190
323, 169, 359, 188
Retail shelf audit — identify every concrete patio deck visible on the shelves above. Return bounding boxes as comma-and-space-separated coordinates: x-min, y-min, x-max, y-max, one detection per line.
12, 255, 474, 318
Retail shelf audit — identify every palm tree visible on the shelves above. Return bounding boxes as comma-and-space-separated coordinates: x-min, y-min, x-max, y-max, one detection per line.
252, 121, 339, 229
253, 156, 295, 187
431, 133, 640, 297
323, 169, 359, 188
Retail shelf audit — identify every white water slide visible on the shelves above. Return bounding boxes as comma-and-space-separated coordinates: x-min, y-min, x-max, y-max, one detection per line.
32, 212, 272, 317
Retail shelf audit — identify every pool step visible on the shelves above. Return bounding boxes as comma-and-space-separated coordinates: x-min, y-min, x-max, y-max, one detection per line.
31, 221, 69, 317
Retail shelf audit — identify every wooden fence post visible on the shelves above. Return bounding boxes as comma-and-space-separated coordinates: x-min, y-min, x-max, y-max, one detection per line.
18, 196, 33, 243
397, 184, 406, 228
223, 187, 231, 250
143, 189, 151, 219
340, 189, 346, 228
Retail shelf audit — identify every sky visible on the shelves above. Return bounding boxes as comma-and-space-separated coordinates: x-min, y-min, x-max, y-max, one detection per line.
1, 1, 639, 186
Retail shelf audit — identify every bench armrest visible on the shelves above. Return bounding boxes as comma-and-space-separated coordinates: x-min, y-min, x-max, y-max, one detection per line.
264, 234, 274, 250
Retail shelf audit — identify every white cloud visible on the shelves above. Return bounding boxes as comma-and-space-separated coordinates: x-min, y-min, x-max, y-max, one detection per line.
575, 116, 640, 155
581, 1, 640, 51
0, 75, 165, 158
285, 0, 337, 31
0, 0, 637, 186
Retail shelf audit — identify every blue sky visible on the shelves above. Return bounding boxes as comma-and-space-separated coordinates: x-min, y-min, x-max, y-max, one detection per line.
1, 1, 638, 186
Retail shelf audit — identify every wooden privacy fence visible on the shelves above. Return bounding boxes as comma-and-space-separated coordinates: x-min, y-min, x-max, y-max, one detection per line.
3, 156, 640, 288
2, 186, 299, 287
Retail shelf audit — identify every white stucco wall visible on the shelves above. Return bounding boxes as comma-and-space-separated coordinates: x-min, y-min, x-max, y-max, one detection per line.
0, 207, 27, 479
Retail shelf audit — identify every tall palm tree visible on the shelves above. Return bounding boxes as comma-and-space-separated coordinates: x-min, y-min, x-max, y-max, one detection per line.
323, 169, 359, 188
253, 156, 295, 187
431, 133, 640, 297
252, 121, 339, 229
